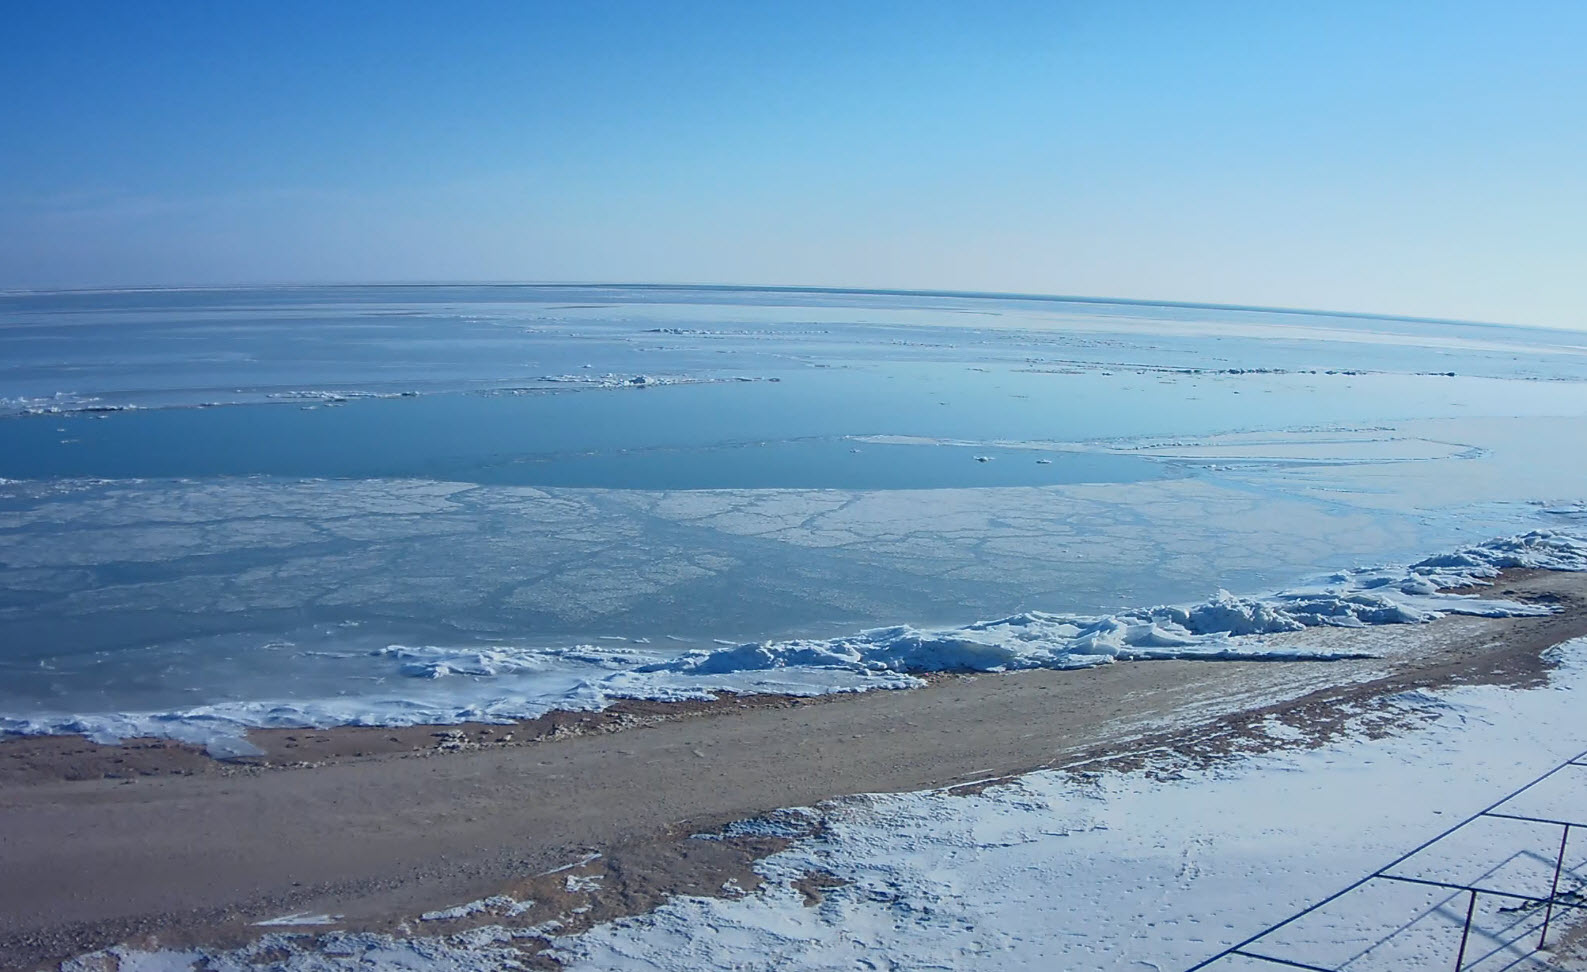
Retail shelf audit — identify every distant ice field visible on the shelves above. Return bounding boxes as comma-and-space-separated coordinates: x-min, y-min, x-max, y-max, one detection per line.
5, 284, 1587, 416
2, 285, 1587, 751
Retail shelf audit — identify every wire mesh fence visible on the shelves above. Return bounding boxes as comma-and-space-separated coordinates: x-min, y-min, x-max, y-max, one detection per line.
1186, 750, 1587, 972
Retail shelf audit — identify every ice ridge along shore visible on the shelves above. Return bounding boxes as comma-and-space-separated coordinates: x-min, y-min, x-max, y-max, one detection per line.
3, 530, 1585, 756
639, 529, 1582, 677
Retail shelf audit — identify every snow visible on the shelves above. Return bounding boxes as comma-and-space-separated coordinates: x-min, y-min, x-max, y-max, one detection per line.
253, 912, 343, 927
420, 897, 533, 922
71, 637, 1587, 970
557, 640, 1587, 971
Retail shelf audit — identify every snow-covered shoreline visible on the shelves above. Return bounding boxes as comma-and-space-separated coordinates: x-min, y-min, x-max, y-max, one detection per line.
60, 625, 1587, 972
551, 640, 1587, 971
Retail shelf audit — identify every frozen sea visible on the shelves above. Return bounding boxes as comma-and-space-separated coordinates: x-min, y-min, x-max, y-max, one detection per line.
3, 285, 1587, 753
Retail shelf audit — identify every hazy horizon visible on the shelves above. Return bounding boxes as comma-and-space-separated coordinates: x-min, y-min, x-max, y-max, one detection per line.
4, 1, 1584, 328
8, 279, 1583, 335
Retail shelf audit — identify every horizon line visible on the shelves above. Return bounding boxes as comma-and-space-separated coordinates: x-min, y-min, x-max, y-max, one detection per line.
0, 279, 1566, 334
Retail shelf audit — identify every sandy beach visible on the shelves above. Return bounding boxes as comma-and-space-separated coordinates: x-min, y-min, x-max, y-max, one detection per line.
1, 568, 1583, 969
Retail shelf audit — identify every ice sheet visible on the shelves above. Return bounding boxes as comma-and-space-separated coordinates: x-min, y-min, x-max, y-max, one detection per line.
6, 287, 1587, 763
4, 531, 1580, 756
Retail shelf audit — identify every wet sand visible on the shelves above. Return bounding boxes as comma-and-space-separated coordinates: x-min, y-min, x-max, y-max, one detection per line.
2, 569, 1585, 969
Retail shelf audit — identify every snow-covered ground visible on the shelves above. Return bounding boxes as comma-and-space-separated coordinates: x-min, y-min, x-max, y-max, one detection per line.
558, 641, 1587, 972
68, 633, 1587, 971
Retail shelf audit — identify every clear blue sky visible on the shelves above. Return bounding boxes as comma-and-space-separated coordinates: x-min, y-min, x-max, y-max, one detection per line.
2, 1, 1583, 326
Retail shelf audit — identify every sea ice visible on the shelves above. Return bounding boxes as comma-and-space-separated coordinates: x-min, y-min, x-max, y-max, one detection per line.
4, 531, 1582, 756
642, 531, 1579, 681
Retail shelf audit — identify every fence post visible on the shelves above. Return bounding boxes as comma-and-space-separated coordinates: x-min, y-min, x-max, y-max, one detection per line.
1540, 823, 1572, 950
1454, 889, 1478, 971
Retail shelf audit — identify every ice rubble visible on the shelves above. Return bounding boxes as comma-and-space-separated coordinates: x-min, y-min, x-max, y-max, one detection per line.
644, 530, 1584, 679
4, 531, 1585, 755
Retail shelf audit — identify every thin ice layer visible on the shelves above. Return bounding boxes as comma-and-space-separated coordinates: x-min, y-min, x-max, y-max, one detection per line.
2, 531, 1583, 756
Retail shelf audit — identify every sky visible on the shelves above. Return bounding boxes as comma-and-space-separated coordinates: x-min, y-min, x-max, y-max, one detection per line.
1, 0, 1583, 327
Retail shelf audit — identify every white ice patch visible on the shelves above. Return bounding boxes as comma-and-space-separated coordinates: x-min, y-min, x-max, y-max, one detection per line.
565, 874, 604, 894
374, 643, 666, 679
0, 391, 142, 416
420, 896, 533, 922
5, 531, 1582, 757
253, 912, 342, 927
536, 372, 695, 388
1407, 528, 1587, 581
264, 389, 388, 403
